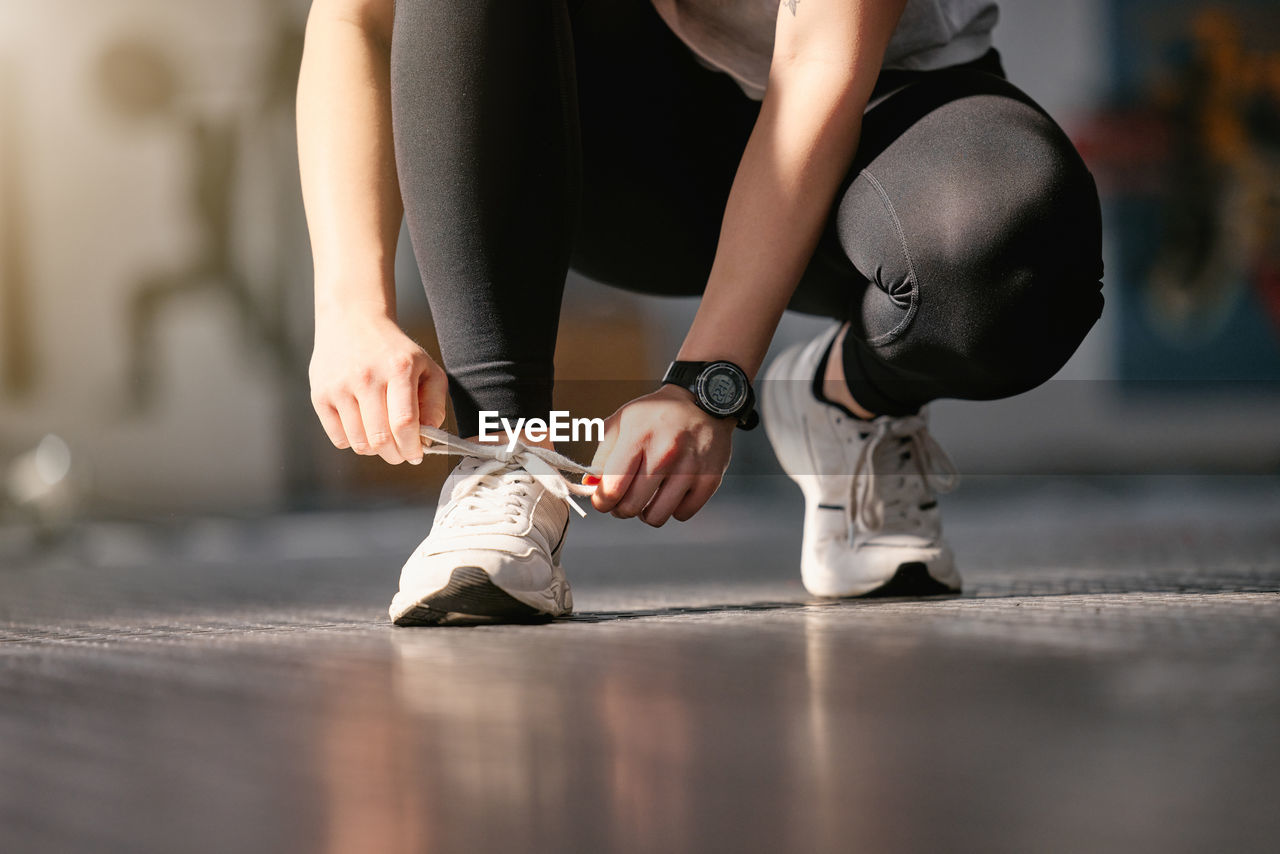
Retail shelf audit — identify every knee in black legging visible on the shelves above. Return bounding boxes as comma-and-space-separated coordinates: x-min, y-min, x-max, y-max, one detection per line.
839, 83, 1105, 406
929, 134, 1105, 400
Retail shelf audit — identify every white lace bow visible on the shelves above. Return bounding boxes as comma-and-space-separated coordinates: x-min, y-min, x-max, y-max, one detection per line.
419, 425, 600, 517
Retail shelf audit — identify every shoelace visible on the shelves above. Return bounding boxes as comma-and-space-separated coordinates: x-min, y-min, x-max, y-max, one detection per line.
418, 425, 600, 518
852, 414, 959, 533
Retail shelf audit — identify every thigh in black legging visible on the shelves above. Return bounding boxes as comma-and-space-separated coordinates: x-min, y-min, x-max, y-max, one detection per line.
793, 68, 1106, 415
566, 0, 760, 295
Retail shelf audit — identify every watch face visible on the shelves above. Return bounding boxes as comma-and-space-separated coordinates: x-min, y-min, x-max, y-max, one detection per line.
697, 363, 748, 416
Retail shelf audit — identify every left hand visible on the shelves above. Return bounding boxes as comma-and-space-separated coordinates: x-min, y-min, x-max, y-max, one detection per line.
589, 384, 736, 527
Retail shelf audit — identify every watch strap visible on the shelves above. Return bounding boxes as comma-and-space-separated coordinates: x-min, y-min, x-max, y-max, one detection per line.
661, 360, 759, 431
661, 360, 705, 392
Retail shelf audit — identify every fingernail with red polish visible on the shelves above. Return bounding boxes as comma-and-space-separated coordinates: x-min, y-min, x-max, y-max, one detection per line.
583, 474, 601, 486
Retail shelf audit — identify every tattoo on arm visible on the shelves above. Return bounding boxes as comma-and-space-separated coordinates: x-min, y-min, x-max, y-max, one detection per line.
783, 0, 799, 15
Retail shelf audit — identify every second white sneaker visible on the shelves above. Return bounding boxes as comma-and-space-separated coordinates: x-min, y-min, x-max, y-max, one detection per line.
761, 325, 961, 598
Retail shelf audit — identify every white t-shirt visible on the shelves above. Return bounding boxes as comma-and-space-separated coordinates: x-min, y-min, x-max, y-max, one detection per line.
649, 0, 1000, 100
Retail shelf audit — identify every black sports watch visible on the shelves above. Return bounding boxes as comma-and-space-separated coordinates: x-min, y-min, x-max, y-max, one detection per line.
662, 360, 760, 430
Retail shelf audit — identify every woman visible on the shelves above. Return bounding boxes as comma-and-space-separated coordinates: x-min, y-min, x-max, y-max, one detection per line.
297, 0, 1103, 625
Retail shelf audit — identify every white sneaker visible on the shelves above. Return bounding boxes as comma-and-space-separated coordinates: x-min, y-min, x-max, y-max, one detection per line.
389, 428, 595, 626
761, 325, 961, 597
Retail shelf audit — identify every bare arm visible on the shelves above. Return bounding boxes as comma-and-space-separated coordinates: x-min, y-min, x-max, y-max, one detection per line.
297, 0, 447, 464
677, 0, 909, 376
591, 0, 908, 525
298, 0, 401, 315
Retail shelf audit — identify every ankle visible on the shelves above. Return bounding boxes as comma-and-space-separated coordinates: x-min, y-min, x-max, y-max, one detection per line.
821, 324, 878, 420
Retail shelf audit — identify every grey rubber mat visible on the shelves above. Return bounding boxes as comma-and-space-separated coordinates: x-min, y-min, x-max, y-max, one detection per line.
1, 476, 1277, 853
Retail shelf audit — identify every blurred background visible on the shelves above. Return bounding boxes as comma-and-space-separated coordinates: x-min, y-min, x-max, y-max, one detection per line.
0, 0, 1278, 534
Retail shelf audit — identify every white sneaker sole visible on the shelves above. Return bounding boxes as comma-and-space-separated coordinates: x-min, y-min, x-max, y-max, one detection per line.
762, 338, 962, 598
389, 564, 572, 627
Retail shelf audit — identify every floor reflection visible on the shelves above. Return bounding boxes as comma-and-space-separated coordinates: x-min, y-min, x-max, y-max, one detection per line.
318, 661, 428, 854
595, 668, 695, 851
382, 628, 723, 851
388, 631, 588, 852
372, 616, 888, 853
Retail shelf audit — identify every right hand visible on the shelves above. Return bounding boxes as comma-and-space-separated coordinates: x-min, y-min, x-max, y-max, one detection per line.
308, 309, 448, 465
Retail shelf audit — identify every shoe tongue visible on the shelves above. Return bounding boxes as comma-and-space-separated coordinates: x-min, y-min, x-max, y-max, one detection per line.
441, 456, 483, 495
439, 456, 561, 533
436, 457, 488, 510
453, 456, 487, 476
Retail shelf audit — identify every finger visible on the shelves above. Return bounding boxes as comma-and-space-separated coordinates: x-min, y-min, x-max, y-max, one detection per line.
589, 416, 621, 472
583, 419, 617, 488
387, 373, 423, 465
639, 473, 694, 528
313, 400, 350, 450
612, 474, 663, 519
613, 451, 671, 519
672, 474, 722, 522
356, 384, 404, 464
591, 439, 643, 513
334, 395, 370, 455
419, 368, 447, 429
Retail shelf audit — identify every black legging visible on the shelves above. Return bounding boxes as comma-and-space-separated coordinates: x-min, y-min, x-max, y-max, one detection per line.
390, 0, 1104, 436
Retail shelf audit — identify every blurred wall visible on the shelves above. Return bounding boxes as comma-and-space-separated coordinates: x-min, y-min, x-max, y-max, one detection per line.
0, 0, 316, 513
1, 0, 1276, 520
933, 0, 1280, 474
